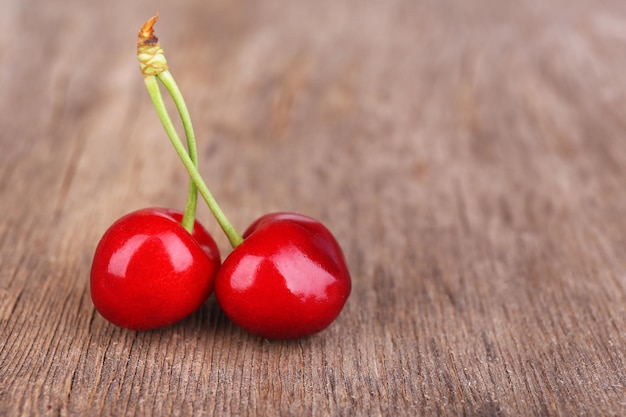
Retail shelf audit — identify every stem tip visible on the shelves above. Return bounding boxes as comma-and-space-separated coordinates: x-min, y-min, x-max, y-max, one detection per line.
138, 13, 160, 47
137, 13, 168, 76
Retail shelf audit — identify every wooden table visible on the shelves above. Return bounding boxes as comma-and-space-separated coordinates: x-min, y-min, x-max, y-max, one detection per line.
1, 0, 625, 415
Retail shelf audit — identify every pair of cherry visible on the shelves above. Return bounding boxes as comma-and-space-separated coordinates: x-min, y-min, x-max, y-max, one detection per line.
89, 15, 351, 339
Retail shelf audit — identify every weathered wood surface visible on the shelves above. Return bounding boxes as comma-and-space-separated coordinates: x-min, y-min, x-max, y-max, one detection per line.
1, 0, 625, 415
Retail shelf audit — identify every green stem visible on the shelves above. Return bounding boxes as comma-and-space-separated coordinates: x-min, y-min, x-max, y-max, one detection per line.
144, 75, 244, 248
156, 71, 198, 233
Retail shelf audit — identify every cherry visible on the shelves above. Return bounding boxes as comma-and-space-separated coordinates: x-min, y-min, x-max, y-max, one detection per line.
90, 208, 220, 330
214, 213, 351, 339
89, 15, 223, 331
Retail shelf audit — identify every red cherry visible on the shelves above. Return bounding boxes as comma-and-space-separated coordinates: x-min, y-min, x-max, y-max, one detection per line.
90, 207, 220, 330
214, 213, 351, 339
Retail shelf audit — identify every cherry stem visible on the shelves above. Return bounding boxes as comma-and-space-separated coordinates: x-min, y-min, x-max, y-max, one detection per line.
144, 76, 244, 248
136, 13, 198, 234
156, 71, 198, 233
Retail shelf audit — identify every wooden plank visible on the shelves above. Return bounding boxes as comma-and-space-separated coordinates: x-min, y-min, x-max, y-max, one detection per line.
1, 0, 625, 415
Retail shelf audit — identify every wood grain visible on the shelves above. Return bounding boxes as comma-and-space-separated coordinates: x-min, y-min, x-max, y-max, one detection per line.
1, 0, 625, 415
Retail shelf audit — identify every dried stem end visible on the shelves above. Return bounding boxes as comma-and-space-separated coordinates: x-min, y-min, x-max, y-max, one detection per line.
137, 13, 168, 76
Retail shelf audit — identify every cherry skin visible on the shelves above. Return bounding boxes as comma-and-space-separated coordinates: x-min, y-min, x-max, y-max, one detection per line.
90, 207, 220, 330
164, 208, 221, 264
214, 213, 351, 339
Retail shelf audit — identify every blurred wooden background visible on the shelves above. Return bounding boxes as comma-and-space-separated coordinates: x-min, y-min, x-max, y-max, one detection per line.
1, 0, 625, 415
